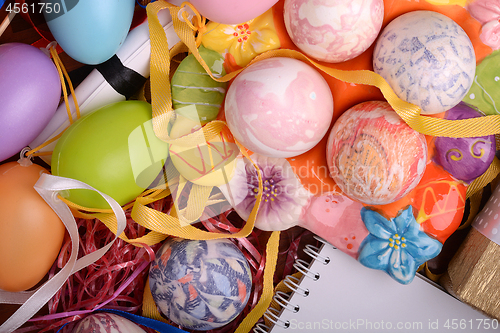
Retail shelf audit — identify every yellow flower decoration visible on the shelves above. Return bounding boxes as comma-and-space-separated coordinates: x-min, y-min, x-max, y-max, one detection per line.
201, 9, 281, 70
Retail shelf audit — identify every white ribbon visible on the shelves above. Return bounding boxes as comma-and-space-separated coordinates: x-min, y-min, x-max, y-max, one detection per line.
0, 174, 127, 333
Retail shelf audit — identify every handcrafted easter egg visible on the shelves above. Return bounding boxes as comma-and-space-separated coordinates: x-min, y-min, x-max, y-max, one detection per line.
463, 50, 500, 115
73, 313, 146, 333
43, 0, 135, 65
52, 101, 170, 209
0, 161, 65, 292
225, 57, 333, 158
326, 101, 427, 205
169, 116, 239, 187
0, 43, 61, 162
373, 11, 476, 114
190, 0, 279, 24
149, 238, 252, 330
284, 0, 384, 63
434, 103, 496, 182
172, 46, 227, 124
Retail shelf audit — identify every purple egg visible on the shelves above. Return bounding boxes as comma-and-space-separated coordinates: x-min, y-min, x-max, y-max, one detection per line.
434, 103, 496, 183
0, 43, 61, 162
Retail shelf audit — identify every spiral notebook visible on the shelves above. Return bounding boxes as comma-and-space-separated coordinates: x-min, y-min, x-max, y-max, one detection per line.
256, 238, 495, 333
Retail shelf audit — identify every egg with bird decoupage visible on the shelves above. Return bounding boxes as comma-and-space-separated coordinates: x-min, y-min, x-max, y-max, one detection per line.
0, 161, 65, 292
43, 0, 135, 65
149, 238, 252, 330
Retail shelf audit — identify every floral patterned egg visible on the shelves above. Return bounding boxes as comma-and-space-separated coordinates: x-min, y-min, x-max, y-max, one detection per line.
149, 238, 252, 330
326, 101, 427, 205
373, 10, 476, 114
284, 0, 384, 63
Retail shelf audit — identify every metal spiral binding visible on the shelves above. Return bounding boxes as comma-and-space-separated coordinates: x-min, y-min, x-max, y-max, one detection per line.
253, 237, 333, 332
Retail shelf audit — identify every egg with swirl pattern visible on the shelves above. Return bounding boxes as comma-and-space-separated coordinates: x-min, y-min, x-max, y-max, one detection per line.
434, 103, 496, 183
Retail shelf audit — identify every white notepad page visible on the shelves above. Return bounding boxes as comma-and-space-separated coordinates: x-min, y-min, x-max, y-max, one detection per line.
267, 243, 496, 333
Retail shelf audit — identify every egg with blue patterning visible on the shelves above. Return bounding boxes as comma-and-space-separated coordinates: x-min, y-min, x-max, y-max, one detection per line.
0, 161, 65, 292
149, 238, 252, 330
0, 43, 61, 162
43, 0, 135, 65
434, 103, 496, 183
373, 11, 476, 114
51, 101, 170, 209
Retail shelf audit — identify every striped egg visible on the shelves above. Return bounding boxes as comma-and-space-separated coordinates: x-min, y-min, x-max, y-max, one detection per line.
171, 46, 227, 124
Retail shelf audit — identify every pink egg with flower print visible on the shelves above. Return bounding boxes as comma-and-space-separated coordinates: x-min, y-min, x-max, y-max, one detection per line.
225, 57, 333, 158
284, 0, 384, 63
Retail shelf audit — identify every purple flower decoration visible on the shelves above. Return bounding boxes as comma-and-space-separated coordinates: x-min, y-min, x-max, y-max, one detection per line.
219, 153, 310, 231
358, 206, 442, 284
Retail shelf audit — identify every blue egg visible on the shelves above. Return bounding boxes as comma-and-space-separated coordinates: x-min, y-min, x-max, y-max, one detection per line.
43, 0, 135, 65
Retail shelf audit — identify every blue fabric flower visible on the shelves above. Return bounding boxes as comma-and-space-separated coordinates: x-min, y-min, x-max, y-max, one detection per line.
358, 206, 442, 284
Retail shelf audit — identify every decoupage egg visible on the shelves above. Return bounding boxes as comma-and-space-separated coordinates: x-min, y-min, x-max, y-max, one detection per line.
0, 43, 61, 162
51, 101, 170, 209
149, 238, 252, 330
172, 46, 227, 124
43, 0, 135, 65
73, 313, 146, 333
373, 11, 476, 114
284, 0, 384, 63
189, 0, 279, 24
0, 161, 65, 292
434, 103, 496, 182
225, 57, 333, 158
326, 101, 427, 205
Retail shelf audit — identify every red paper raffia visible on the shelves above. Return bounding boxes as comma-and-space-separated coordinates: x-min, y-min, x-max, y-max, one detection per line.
20, 183, 306, 333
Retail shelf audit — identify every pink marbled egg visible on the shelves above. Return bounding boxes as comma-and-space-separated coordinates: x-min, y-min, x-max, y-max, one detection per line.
225, 57, 333, 158
284, 0, 384, 63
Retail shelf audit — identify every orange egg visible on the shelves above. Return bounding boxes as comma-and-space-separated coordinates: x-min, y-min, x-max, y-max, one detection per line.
0, 161, 65, 292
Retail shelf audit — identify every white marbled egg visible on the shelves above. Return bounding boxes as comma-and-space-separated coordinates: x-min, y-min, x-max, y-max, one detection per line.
284, 0, 384, 63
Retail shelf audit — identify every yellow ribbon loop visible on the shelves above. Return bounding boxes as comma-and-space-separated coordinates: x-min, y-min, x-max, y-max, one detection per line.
147, 1, 232, 148
60, 188, 171, 246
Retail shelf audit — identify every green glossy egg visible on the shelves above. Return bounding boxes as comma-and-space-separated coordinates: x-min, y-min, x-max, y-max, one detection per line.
171, 46, 227, 124
52, 101, 169, 209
